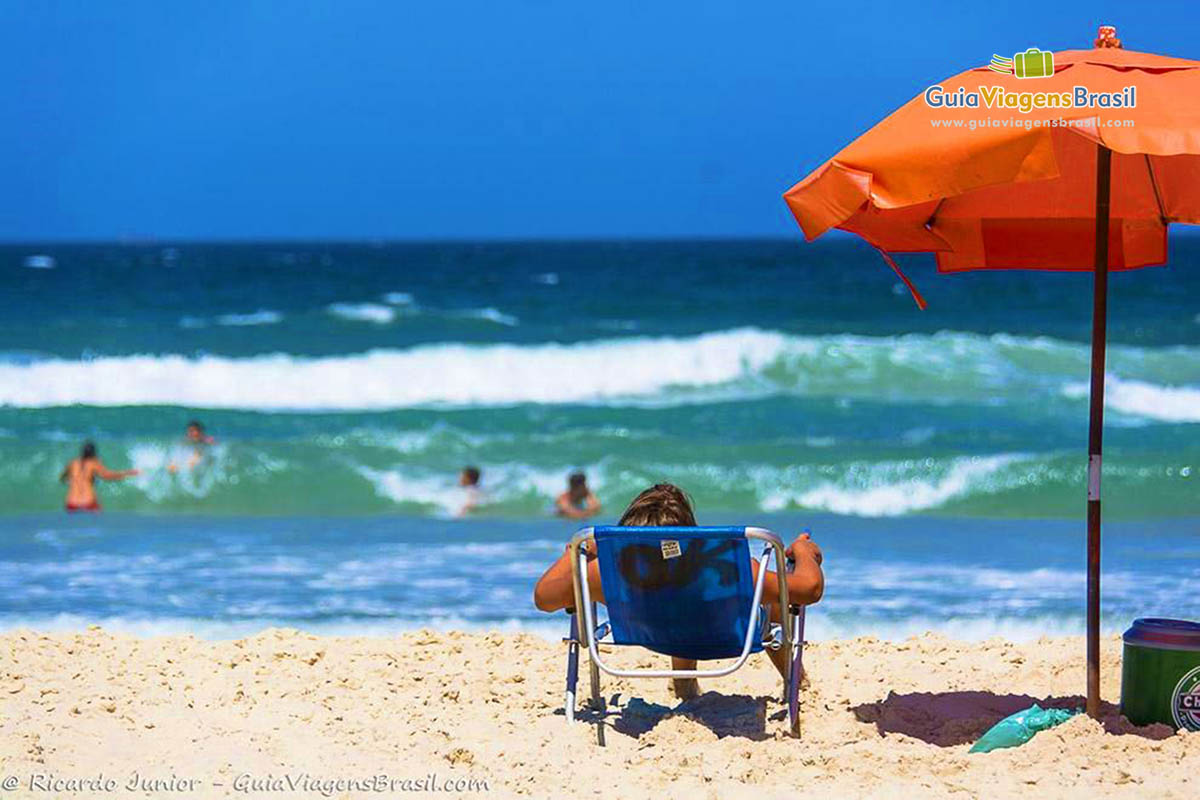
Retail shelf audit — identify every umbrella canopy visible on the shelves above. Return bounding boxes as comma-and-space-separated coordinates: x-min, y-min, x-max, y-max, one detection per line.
783, 27, 1200, 717
786, 33, 1200, 281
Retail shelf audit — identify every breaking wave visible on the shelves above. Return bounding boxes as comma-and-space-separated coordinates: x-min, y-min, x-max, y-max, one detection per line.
1, 328, 1199, 416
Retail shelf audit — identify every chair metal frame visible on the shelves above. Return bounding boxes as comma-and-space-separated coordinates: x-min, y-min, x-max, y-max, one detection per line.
562, 526, 807, 743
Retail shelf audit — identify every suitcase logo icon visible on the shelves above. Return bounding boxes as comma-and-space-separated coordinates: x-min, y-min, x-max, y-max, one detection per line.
988, 48, 1054, 79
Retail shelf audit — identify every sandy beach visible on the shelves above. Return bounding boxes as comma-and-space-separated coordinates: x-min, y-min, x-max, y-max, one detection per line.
1, 627, 1194, 799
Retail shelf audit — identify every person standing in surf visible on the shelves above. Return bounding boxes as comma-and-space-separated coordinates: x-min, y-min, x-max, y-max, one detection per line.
59, 441, 139, 512
168, 420, 215, 473
554, 471, 601, 519
457, 466, 484, 516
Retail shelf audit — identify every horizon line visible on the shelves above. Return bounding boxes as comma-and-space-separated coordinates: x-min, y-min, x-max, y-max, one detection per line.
0, 233, 854, 248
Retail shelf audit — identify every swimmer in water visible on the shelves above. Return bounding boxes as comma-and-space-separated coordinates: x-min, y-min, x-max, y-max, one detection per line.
554, 471, 601, 519
457, 466, 484, 516
59, 441, 139, 512
168, 420, 215, 473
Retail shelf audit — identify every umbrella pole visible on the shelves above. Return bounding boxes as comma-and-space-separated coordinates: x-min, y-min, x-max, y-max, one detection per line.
1086, 144, 1112, 719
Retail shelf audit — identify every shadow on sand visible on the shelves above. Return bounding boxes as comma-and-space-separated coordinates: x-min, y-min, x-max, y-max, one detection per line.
852, 690, 1175, 746
560, 691, 773, 741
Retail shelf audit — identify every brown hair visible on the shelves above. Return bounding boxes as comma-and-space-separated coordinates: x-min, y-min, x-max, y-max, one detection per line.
618, 483, 696, 527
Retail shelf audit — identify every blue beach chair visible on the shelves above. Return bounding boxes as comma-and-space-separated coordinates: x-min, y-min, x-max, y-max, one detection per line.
562, 526, 807, 744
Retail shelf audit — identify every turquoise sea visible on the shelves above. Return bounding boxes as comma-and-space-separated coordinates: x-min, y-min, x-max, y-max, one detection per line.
1, 239, 1198, 638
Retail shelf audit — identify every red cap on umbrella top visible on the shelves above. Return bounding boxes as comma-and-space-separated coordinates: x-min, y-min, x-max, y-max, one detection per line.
1094, 25, 1122, 49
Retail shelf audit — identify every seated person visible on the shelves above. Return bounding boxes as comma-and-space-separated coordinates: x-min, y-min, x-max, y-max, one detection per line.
533, 483, 823, 699
555, 471, 601, 519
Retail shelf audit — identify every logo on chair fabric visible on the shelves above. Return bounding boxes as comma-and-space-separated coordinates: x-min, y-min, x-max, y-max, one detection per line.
617, 539, 740, 590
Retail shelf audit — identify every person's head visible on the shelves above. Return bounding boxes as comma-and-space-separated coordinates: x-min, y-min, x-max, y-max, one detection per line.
567, 471, 589, 502
186, 421, 205, 442
80, 441, 97, 461
460, 466, 481, 487
618, 483, 696, 527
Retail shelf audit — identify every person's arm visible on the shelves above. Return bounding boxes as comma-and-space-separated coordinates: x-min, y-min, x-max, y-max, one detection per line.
584, 492, 602, 517
533, 547, 604, 611
784, 533, 824, 604
554, 493, 590, 520
553, 493, 572, 517
94, 461, 139, 481
59, 464, 70, 483
758, 533, 824, 608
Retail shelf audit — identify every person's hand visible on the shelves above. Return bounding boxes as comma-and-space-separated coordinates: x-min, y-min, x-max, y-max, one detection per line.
787, 532, 823, 566
167, 463, 178, 474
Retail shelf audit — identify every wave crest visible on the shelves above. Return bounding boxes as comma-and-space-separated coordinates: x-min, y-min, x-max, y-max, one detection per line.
2, 328, 1199, 415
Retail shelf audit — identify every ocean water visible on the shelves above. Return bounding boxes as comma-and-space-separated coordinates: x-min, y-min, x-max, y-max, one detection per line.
2, 513, 1198, 642
2, 239, 1199, 638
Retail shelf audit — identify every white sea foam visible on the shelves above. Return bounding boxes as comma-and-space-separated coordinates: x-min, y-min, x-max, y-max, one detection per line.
356, 467, 466, 516
326, 302, 396, 324
357, 462, 577, 516
0, 611, 1131, 643
3, 328, 1199, 413
1064, 377, 1200, 423
784, 455, 1021, 516
0, 612, 570, 641
450, 307, 519, 326
376, 293, 517, 326
179, 309, 285, 328
126, 441, 235, 501
0, 328, 788, 409
355, 455, 1019, 518
216, 309, 284, 327
22, 254, 55, 269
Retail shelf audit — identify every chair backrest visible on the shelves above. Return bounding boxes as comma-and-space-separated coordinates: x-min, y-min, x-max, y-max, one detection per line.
592, 526, 763, 661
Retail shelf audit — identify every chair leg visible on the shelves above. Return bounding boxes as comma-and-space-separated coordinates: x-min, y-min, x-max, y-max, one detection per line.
589, 603, 606, 746
787, 647, 801, 737
589, 657, 606, 745
787, 606, 806, 737
565, 614, 580, 724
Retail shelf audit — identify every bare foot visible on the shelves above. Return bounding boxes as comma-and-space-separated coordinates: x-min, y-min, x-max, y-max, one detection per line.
671, 678, 700, 701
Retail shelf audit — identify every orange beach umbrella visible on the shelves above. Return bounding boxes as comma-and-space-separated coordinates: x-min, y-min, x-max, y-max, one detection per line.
784, 26, 1200, 717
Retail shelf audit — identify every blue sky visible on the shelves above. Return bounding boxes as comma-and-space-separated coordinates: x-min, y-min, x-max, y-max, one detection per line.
3, 1, 1196, 240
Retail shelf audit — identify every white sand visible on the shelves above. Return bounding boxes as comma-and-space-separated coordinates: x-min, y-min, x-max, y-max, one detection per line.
1, 628, 1197, 798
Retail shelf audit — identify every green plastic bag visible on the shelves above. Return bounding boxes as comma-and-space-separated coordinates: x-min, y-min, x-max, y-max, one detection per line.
969, 704, 1077, 753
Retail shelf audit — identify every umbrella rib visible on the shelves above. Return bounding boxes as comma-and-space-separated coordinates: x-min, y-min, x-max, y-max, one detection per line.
1144, 154, 1169, 225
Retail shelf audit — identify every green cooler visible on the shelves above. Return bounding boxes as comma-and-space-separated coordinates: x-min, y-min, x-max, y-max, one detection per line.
1121, 617, 1200, 730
